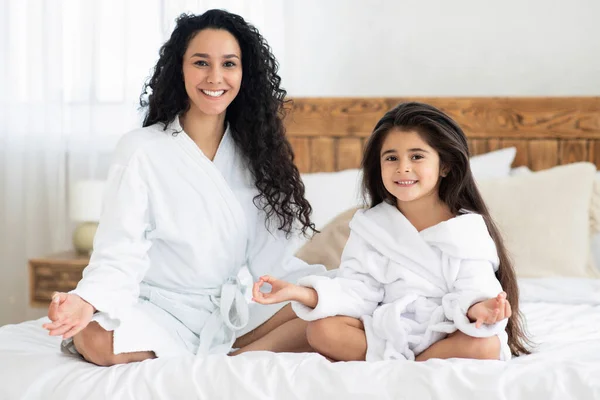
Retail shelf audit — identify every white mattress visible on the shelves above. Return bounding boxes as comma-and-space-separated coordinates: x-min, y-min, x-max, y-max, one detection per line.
1, 278, 600, 400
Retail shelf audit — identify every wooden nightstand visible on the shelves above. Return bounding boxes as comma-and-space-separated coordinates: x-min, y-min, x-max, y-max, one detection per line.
29, 251, 89, 307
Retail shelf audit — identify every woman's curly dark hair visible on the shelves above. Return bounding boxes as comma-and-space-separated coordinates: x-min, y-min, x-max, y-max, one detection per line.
140, 10, 315, 237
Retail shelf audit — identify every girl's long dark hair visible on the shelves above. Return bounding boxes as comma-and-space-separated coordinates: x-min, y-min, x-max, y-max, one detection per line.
362, 102, 531, 356
140, 10, 314, 236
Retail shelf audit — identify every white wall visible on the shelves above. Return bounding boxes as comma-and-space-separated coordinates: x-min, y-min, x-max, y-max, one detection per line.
282, 0, 600, 96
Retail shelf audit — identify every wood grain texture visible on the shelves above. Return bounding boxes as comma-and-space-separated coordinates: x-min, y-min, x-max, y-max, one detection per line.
560, 140, 588, 165
310, 137, 336, 173
336, 138, 363, 170
528, 140, 559, 171
285, 97, 600, 172
289, 137, 311, 173
487, 139, 503, 152
29, 252, 89, 307
590, 140, 600, 166
384, 97, 600, 139
285, 98, 388, 138
468, 139, 489, 156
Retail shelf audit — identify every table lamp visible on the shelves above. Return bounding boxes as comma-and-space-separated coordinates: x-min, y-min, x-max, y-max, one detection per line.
69, 180, 106, 255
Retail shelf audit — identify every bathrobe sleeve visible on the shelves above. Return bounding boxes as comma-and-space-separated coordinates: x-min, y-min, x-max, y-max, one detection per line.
442, 259, 508, 337
291, 231, 385, 321
242, 218, 327, 335
71, 152, 153, 325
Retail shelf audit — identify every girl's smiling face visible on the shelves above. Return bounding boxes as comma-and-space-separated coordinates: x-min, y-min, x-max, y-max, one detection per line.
380, 129, 446, 208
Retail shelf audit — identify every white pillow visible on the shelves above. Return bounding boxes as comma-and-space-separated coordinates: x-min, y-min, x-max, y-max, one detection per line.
470, 147, 517, 181
301, 169, 363, 230
509, 165, 532, 176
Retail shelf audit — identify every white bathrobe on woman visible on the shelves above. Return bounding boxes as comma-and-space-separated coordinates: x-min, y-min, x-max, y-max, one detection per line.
292, 202, 510, 361
67, 118, 324, 358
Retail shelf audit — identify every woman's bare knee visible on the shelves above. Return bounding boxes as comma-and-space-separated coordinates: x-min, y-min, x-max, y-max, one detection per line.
73, 322, 116, 366
74, 322, 155, 366
234, 304, 297, 349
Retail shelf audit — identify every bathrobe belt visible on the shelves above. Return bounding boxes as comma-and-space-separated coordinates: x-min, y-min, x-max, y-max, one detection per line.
140, 277, 250, 355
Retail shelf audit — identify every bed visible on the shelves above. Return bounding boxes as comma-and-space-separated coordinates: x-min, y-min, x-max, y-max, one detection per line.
2, 97, 600, 400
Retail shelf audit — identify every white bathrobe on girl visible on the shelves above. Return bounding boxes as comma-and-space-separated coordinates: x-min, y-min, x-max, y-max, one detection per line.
65, 118, 324, 358
292, 202, 510, 361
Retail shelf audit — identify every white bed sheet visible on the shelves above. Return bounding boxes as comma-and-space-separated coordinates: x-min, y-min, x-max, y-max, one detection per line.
1, 278, 599, 400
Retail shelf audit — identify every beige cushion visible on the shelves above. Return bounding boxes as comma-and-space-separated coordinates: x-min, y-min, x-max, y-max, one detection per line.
477, 162, 600, 278
296, 162, 600, 278
295, 207, 360, 270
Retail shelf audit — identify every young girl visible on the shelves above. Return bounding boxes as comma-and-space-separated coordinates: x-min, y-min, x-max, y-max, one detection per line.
253, 102, 530, 362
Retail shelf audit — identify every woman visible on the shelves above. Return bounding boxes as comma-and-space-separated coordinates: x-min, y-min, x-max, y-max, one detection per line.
43, 10, 323, 365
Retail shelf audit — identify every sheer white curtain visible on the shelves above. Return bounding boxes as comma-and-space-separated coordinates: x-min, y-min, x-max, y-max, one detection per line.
0, 0, 285, 325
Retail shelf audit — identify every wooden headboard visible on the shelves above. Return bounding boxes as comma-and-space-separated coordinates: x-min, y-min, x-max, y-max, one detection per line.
284, 97, 600, 173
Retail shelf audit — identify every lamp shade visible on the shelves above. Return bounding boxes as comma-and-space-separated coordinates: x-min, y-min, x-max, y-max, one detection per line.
69, 180, 106, 222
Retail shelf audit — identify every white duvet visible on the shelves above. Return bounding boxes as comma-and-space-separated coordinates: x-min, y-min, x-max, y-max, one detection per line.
1, 278, 599, 400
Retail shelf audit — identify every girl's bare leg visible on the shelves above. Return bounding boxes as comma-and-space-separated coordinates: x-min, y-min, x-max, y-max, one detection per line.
231, 304, 312, 355
232, 306, 501, 361
416, 330, 500, 361
305, 316, 367, 361
301, 316, 500, 362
